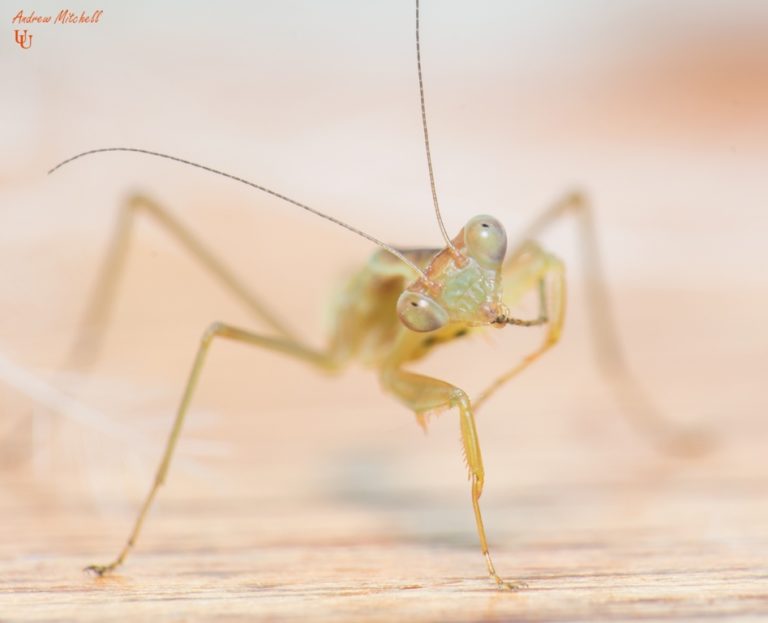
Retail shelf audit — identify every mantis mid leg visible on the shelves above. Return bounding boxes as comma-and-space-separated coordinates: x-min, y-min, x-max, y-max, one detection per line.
85, 321, 339, 576
508, 192, 710, 455
69, 193, 297, 367
382, 368, 526, 590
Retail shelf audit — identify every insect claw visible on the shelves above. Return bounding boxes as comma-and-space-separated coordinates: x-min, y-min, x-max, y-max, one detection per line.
83, 563, 113, 577
496, 577, 528, 591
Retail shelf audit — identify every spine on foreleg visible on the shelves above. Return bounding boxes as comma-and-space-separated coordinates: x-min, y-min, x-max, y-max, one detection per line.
454, 391, 485, 492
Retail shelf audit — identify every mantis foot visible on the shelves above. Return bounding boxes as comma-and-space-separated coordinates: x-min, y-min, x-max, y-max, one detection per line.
490, 571, 528, 591
84, 562, 119, 576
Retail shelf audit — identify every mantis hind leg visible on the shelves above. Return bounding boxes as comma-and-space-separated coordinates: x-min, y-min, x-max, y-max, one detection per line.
85, 321, 341, 576
68, 193, 298, 368
511, 191, 710, 455
382, 368, 526, 590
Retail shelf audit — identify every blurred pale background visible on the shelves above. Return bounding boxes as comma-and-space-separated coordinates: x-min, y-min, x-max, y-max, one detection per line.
1, 1, 767, 620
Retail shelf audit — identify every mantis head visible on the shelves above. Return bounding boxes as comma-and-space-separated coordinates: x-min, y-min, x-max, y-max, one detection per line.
397, 215, 509, 332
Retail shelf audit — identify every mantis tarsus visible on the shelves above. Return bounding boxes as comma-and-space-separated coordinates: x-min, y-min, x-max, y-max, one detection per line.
47, 0, 706, 591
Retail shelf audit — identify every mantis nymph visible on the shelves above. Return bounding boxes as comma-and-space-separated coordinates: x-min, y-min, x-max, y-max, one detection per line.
48, 0, 704, 590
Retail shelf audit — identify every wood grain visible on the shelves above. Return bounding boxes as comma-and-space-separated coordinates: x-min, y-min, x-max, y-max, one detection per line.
3, 1, 768, 619
2, 463, 768, 622
2, 286, 767, 623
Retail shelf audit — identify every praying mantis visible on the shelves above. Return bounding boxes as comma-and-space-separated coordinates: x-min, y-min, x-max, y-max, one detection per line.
46, 0, 706, 591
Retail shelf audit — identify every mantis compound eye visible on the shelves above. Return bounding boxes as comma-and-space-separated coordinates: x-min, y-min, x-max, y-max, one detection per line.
397, 291, 449, 332
464, 215, 507, 269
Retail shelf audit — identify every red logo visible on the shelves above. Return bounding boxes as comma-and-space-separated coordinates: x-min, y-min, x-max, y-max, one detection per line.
14, 28, 32, 49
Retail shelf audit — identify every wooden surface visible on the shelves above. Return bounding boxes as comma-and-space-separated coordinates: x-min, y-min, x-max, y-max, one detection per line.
2, 431, 768, 623
1, 190, 766, 622
2, 2, 767, 618
2, 282, 767, 622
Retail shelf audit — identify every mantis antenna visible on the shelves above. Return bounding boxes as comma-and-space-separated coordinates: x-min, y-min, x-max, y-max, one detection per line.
415, 0, 458, 255
47, 147, 432, 283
